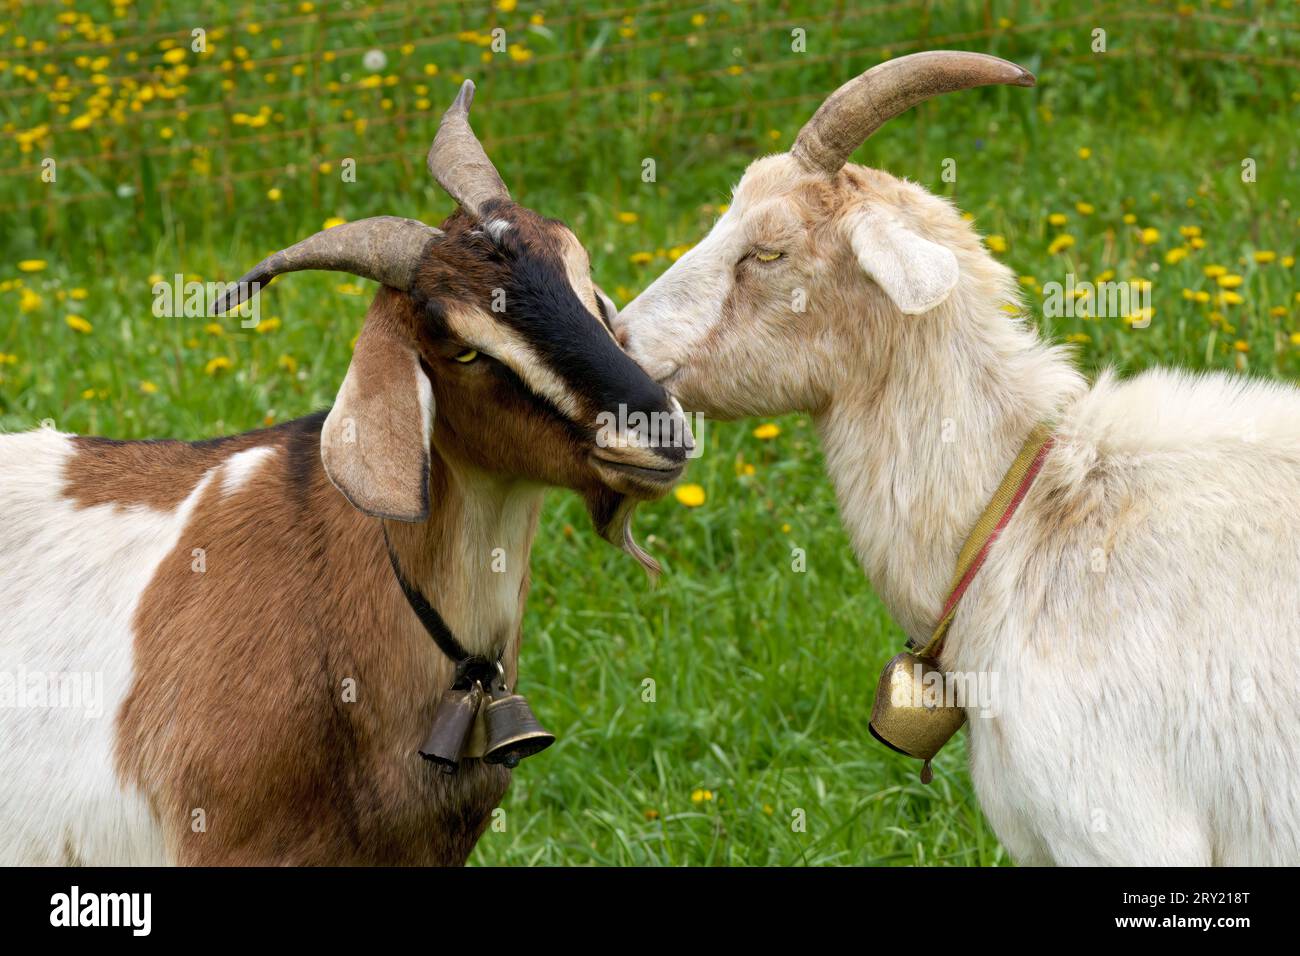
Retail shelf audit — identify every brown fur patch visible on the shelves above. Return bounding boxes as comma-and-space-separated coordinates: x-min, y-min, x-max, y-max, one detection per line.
103, 414, 524, 866
64, 431, 273, 512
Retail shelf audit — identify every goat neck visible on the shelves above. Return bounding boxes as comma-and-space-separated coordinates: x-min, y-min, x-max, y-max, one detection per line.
813, 286, 1085, 645
382, 450, 544, 666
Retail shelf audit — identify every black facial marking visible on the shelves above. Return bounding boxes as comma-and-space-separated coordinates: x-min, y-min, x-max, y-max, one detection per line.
417, 204, 673, 433
496, 220, 667, 421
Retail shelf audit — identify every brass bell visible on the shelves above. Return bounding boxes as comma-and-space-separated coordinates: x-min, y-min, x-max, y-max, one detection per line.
419, 681, 484, 773
482, 675, 554, 768
869, 651, 967, 783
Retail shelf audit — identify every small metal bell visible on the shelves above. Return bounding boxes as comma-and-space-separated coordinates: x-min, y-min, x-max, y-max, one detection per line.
419, 681, 484, 773
482, 674, 554, 768
868, 651, 967, 783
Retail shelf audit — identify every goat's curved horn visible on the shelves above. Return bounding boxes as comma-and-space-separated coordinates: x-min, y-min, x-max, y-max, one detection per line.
427, 79, 511, 217
791, 51, 1035, 176
210, 216, 439, 314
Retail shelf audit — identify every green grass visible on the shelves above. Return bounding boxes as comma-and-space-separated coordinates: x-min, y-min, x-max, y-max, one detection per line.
1, 0, 1297, 865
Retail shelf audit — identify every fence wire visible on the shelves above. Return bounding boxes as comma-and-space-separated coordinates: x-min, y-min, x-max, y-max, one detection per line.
0, 0, 1295, 215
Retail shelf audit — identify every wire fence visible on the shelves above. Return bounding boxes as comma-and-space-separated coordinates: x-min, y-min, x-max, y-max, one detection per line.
1, 0, 1296, 219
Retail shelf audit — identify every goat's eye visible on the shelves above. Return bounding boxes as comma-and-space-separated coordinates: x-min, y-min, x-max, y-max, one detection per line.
453, 349, 479, 364
755, 250, 783, 263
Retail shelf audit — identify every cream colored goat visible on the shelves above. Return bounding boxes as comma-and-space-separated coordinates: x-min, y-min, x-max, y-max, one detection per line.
615, 51, 1300, 865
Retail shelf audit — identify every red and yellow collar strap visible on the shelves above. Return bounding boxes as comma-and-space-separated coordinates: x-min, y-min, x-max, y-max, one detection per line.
910, 423, 1056, 660
869, 424, 1056, 783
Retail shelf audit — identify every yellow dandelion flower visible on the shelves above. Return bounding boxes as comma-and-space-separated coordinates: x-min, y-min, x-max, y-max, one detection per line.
19, 288, 42, 313
985, 234, 1007, 253
81, 387, 97, 400
616, 211, 638, 225
1282, 256, 1295, 268
204, 356, 232, 375
1204, 264, 1227, 278
17, 259, 46, 272
65, 314, 92, 333
1190, 237, 1206, 250
277, 354, 298, 375
752, 423, 780, 440
1269, 306, 1287, 318
1095, 269, 1116, 283
266, 187, 282, 202
1122, 213, 1137, 225
69, 288, 88, 300
1291, 332, 1300, 346
1218, 291, 1244, 306
162, 48, 186, 64
1233, 340, 1249, 352
690, 788, 714, 803
1179, 225, 1202, 238
1217, 274, 1243, 289
322, 217, 347, 229
1075, 202, 1094, 216
1047, 213, 1068, 227
1253, 250, 1277, 264
674, 484, 706, 508
255, 317, 281, 334
139, 380, 159, 394
496, 0, 517, 10
1077, 147, 1091, 160
1047, 234, 1075, 255
204, 322, 224, 336
1139, 228, 1160, 245
629, 251, 654, 266
1165, 247, 1189, 265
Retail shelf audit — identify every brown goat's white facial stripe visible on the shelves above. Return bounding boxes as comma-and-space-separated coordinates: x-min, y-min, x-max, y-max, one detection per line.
441, 300, 584, 420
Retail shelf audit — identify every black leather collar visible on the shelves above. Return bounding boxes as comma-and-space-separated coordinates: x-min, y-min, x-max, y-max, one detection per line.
383, 527, 500, 688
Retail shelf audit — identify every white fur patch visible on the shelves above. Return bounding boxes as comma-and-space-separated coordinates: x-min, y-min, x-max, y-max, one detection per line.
220, 446, 276, 496
0, 428, 215, 865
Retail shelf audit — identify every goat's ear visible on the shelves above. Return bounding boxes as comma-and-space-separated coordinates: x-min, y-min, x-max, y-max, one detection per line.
847, 208, 959, 315
320, 291, 433, 522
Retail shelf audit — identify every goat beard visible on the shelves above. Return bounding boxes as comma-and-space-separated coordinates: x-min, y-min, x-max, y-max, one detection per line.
586, 489, 660, 582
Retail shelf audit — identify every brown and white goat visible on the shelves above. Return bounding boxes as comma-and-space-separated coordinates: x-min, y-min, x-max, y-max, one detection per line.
614, 52, 1300, 865
0, 83, 688, 866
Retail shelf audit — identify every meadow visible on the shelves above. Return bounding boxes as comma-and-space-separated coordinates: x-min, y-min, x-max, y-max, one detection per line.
1, 0, 1297, 865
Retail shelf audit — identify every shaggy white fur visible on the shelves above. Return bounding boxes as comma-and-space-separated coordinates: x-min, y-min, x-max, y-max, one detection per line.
616, 152, 1300, 865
